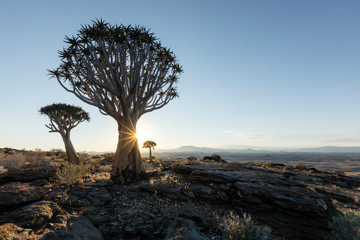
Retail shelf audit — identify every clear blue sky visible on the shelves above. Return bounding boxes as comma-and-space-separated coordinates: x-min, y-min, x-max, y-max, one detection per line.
1, 0, 360, 151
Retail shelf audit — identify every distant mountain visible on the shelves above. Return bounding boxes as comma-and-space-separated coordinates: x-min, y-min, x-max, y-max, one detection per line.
86, 145, 360, 157
170, 145, 222, 153
155, 145, 273, 155
294, 146, 360, 153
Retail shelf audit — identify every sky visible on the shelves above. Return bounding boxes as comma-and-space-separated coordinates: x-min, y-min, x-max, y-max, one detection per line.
1, 0, 360, 152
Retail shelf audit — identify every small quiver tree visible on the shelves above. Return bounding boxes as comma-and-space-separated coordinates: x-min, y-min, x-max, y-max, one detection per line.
49, 19, 182, 183
40, 103, 90, 164
142, 140, 157, 162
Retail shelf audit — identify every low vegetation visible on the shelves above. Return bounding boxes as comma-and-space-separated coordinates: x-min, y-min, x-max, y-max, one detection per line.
56, 162, 92, 186
0, 151, 53, 173
219, 211, 273, 240
329, 208, 360, 239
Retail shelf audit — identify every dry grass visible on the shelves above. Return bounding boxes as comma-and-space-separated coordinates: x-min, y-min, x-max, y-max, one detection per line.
219, 211, 274, 240
56, 162, 92, 186
329, 208, 360, 239
0, 151, 53, 172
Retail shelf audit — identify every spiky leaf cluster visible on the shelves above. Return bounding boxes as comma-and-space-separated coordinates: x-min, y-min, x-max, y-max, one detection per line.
142, 140, 157, 150
49, 19, 183, 121
40, 103, 90, 134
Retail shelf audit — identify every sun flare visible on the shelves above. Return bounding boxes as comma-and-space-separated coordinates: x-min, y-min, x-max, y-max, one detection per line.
135, 126, 150, 146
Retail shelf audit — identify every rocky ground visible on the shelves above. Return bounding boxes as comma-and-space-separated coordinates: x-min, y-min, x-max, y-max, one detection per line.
0, 148, 360, 239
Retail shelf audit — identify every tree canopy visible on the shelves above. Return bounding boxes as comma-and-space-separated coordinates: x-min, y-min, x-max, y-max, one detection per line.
142, 140, 157, 150
49, 19, 183, 122
40, 103, 90, 134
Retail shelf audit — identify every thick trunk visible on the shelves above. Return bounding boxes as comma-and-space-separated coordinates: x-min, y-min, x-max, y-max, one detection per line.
111, 120, 145, 184
62, 133, 79, 164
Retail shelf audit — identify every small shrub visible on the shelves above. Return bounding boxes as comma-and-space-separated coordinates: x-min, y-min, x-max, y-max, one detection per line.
293, 163, 308, 170
329, 208, 360, 240
328, 170, 346, 176
101, 153, 114, 164
220, 211, 272, 240
0, 153, 27, 171
78, 153, 93, 163
160, 174, 180, 185
330, 185, 342, 192
225, 162, 244, 170
56, 162, 91, 185
0, 152, 52, 172
259, 162, 272, 169
149, 173, 181, 186
46, 149, 65, 157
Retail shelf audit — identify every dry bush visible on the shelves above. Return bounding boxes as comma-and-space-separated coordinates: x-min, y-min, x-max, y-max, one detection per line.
225, 162, 245, 170
149, 173, 182, 187
330, 185, 342, 192
219, 211, 273, 240
46, 149, 66, 158
56, 162, 92, 186
0, 152, 53, 172
0, 153, 27, 171
293, 163, 308, 170
328, 170, 346, 177
259, 162, 273, 169
100, 153, 114, 165
78, 153, 93, 162
329, 208, 360, 239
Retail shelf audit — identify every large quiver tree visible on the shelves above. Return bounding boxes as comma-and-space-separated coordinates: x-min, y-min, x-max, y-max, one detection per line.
49, 19, 183, 183
40, 103, 90, 164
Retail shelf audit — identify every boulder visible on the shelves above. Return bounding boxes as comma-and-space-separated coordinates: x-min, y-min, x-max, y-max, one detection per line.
0, 223, 39, 239
87, 187, 112, 206
49, 212, 103, 240
55, 215, 103, 240
123, 212, 209, 240
202, 154, 227, 163
0, 169, 56, 184
1, 201, 61, 229
0, 223, 58, 240
0, 182, 45, 209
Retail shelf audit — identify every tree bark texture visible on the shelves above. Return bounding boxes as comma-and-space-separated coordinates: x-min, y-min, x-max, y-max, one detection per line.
111, 121, 145, 183
62, 134, 79, 164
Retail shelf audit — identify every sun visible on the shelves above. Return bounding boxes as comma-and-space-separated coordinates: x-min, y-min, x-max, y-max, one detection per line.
135, 126, 150, 146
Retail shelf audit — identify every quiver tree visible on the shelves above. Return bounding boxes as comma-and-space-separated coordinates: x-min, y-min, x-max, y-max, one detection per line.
49, 19, 182, 183
142, 140, 157, 162
40, 103, 90, 164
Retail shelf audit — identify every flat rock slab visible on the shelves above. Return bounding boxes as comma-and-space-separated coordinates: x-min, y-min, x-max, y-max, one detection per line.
51, 214, 103, 240
87, 187, 112, 206
171, 163, 338, 239
0, 182, 45, 209
1, 201, 61, 229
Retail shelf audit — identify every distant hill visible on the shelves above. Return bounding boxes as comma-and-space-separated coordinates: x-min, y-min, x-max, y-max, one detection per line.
159, 145, 273, 154
294, 146, 360, 153
85, 145, 360, 157
163, 145, 360, 154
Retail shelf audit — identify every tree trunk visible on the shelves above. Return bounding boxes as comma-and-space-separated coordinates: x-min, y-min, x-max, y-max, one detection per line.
62, 133, 79, 164
111, 120, 145, 184
149, 148, 152, 162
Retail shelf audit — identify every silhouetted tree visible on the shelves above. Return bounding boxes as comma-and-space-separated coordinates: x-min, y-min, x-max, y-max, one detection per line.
40, 103, 90, 164
49, 19, 182, 183
142, 140, 157, 161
